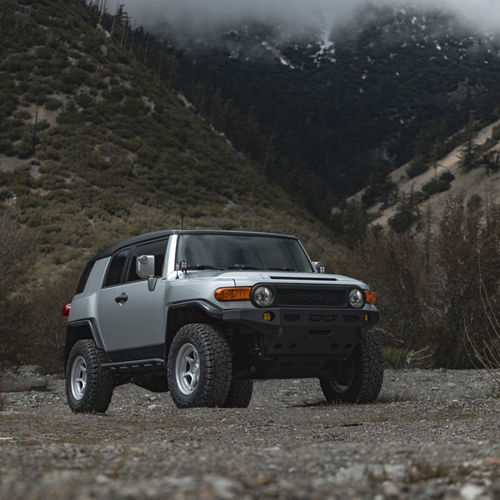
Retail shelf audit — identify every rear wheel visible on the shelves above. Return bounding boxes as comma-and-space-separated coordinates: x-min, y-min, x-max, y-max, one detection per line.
320, 330, 383, 403
65, 339, 114, 413
167, 323, 232, 408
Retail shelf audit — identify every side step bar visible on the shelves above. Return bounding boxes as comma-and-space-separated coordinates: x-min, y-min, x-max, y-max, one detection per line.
102, 358, 164, 371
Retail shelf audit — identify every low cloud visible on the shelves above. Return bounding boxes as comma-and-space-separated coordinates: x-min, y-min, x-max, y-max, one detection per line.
117, 0, 500, 34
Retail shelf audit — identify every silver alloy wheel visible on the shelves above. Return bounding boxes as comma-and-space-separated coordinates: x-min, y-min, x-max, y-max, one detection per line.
70, 355, 87, 400
330, 359, 355, 393
175, 343, 200, 395
331, 380, 351, 393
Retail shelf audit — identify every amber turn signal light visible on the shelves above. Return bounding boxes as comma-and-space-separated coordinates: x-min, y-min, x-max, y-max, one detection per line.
363, 290, 377, 304
214, 287, 252, 301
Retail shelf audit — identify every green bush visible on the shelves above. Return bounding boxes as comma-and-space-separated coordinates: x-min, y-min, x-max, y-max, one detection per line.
492, 125, 500, 142
406, 156, 429, 178
0, 140, 15, 156
14, 110, 31, 120
74, 93, 94, 108
45, 98, 62, 110
77, 58, 97, 73
16, 133, 34, 159
388, 192, 421, 233
0, 189, 12, 201
422, 171, 455, 196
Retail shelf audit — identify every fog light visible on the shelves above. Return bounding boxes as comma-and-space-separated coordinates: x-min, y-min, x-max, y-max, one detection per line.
263, 312, 274, 321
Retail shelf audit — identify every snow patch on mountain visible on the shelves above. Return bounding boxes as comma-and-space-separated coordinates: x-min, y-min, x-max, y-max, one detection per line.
311, 28, 336, 66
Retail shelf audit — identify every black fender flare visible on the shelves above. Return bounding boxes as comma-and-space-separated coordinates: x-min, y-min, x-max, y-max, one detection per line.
64, 319, 107, 363
168, 300, 223, 320
165, 300, 223, 356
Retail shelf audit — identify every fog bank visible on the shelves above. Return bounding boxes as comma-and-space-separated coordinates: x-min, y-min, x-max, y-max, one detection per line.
117, 0, 500, 34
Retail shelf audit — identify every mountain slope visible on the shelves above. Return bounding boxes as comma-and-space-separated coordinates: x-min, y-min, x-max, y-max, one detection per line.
365, 119, 500, 228
0, 0, 341, 280
168, 5, 500, 209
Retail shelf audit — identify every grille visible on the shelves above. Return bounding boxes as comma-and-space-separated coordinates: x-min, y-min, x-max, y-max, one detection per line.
275, 288, 347, 307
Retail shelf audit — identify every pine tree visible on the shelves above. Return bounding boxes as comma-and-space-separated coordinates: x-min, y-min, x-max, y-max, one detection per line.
459, 112, 480, 171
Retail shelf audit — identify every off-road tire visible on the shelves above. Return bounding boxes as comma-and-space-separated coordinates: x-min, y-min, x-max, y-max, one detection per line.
65, 339, 114, 413
320, 330, 383, 404
222, 379, 253, 408
167, 323, 232, 408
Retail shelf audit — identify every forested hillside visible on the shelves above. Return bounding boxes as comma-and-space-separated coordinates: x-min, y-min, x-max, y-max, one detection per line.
1, 0, 498, 371
0, 0, 338, 279
0, 0, 341, 368
167, 6, 500, 216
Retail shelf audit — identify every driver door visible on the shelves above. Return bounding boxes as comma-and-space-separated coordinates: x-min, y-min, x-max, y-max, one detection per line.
96, 238, 170, 361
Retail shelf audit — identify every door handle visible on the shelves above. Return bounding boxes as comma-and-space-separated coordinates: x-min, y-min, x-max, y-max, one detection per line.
115, 293, 128, 303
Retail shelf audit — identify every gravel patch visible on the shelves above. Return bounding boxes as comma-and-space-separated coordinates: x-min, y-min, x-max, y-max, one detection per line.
0, 369, 499, 499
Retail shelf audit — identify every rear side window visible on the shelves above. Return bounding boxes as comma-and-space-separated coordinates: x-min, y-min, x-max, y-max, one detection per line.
75, 260, 94, 294
103, 249, 130, 287
126, 238, 169, 282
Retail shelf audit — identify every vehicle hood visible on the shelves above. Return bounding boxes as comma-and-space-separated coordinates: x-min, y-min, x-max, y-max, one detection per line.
179, 270, 367, 288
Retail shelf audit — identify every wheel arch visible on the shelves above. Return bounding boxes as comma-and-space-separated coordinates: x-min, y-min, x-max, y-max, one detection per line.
65, 320, 105, 364
165, 301, 223, 359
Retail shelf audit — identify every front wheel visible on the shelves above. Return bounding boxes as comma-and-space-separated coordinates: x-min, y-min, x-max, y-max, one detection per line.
167, 323, 232, 408
65, 339, 114, 413
222, 379, 253, 408
320, 330, 383, 404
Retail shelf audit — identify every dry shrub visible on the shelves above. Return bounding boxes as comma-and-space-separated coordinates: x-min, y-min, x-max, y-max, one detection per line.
340, 197, 500, 368
465, 281, 500, 389
26, 268, 82, 373
0, 209, 81, 373
432, 198, 499, 367
0, 210, 34, 369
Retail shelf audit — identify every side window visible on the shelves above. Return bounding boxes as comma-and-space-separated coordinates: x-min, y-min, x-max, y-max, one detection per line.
103, 249, 130, 287
126, 238, 169, 283
75, 260, 94, 294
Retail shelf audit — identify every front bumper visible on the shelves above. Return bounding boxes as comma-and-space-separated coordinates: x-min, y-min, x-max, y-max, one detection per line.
222, 306, 379, 331
221, 306, 378, 378
223, 305, 378, 365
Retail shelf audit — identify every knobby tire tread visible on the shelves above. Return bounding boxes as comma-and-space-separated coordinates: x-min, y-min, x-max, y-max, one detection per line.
66, 339, 114, 413
320, 330, 383, 404
168, 323, 232, 408
222, 379, 253, 408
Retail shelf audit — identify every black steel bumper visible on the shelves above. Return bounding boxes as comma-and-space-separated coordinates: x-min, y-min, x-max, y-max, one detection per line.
223, 306, 379, 369
222, 306, 379, 331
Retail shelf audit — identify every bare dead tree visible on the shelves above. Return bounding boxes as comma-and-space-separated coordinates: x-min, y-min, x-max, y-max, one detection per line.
465, 280, 500, 389
31, 107, 38, 155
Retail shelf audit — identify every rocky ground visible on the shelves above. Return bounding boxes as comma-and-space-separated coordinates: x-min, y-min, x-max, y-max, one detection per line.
0, 368, 499, 499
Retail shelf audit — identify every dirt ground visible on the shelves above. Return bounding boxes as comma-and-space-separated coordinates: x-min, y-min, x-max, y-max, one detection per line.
0, 368, 499, 499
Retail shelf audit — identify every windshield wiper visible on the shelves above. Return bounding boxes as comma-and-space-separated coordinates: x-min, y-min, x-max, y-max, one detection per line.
186, 265, 225, 270
268, 267, 298, 272
225, 265, 261, 270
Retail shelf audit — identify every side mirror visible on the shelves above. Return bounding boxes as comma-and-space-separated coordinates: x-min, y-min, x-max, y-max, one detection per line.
137, 255, 158, 292
312, 261, 326, 274
136, 255, 155, 279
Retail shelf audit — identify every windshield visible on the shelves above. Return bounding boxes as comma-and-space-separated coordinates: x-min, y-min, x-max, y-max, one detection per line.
176, 234, 314, 273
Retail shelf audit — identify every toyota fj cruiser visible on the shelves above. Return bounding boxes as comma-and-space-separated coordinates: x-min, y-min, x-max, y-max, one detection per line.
63, 230, 382, 412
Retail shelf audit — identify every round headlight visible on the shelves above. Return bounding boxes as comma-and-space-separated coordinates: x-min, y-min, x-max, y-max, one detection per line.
349, 289, 364, 309
252, 285, 274, 307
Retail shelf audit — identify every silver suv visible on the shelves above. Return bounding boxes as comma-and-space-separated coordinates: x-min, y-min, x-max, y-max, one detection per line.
62, 230, 382, 412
